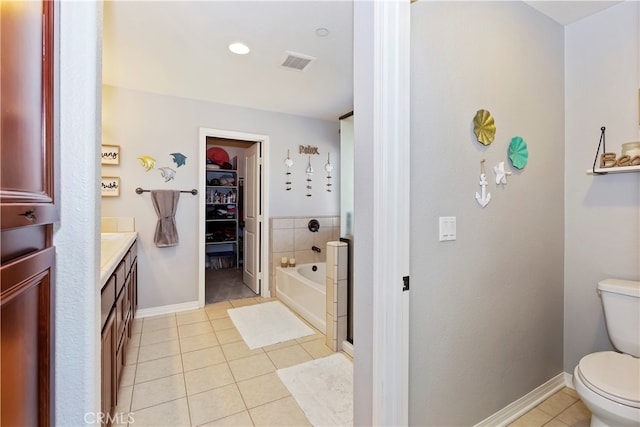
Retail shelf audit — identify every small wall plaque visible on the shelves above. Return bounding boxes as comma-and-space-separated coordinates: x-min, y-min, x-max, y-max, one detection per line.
101, 176, 120, 197
101, 144, 120, 165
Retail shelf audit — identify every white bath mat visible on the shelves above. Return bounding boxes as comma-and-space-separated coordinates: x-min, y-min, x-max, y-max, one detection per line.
227, 301, 314, 349
277, 353, 353, 427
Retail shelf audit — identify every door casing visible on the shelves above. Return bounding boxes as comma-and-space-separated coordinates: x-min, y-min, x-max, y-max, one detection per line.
198, 127, 270, 306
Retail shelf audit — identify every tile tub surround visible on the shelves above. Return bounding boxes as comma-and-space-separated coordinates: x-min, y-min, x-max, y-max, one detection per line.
326, 241, 348, 351
270, 216, 340, 296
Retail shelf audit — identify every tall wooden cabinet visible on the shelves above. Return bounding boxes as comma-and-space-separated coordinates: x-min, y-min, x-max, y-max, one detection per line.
0, 1, 57, 425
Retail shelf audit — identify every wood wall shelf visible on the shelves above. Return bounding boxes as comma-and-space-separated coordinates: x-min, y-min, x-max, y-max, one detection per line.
586, 165, 640, 175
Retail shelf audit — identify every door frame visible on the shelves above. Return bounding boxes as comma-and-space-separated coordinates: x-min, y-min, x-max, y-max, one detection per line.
198, 127, 270, 306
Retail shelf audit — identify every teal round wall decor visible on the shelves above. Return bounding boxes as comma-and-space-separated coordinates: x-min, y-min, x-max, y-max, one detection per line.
508, 136, 528, 169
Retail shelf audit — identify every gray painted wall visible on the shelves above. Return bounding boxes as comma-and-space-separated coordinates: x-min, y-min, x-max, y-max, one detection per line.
563, 1, 640, 372
409, 2, 565, 425
102, 86, 340, 310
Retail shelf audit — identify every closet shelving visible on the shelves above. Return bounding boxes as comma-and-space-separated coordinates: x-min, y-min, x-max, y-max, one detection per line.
205, 165, 239, 268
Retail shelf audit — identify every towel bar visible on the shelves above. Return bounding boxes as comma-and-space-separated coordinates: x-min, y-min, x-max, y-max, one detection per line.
135, 187, 198, 195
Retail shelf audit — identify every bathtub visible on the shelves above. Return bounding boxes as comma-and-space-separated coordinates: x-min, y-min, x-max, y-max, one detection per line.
276, 263, 326, 334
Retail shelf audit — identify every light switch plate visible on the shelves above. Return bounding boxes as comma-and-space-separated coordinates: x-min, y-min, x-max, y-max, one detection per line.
439, 216, 456, 241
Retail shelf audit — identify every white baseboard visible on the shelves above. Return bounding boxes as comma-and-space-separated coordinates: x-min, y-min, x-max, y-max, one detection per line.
342, 340, 354, 357
564, 372, 575, 389
475, 373, 567, 427
135, 300, 202, 318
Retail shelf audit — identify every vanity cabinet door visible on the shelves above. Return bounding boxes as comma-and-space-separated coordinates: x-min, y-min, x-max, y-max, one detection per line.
101, 311, 116, 426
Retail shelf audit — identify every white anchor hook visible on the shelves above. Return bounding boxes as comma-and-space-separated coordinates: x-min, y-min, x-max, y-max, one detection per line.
475, 159, 491, 208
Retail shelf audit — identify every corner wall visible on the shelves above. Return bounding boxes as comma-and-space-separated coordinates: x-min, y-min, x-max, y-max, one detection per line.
563, 1, 640, 372
102, 86, 339, 310
409, 2, 565, 425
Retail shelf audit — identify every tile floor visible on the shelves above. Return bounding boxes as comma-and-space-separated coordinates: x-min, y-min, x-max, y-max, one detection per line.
508, 387, 591, 427
117, 296, 590, 427
116, 297, 340, 426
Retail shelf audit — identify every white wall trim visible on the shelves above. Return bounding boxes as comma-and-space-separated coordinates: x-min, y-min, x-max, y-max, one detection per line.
135, 300, 201, 318
475, 373, 567, 427
370, 0, 411, 425
198, 127, 271, 308
564, 372, 575, 389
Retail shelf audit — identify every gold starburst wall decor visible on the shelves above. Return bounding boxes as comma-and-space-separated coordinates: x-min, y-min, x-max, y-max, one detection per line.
473, 109, 496, 146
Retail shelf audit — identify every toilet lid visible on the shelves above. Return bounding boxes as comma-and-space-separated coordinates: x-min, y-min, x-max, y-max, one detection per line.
578, 351, 640, 408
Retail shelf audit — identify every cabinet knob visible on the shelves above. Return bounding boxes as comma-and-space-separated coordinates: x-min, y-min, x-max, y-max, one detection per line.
20, 209, 37, 223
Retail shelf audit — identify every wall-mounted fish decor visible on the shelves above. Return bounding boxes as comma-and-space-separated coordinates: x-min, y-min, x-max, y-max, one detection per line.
170, 152, 187, 167
158, 167, 176, 182
137, 155, 156, 171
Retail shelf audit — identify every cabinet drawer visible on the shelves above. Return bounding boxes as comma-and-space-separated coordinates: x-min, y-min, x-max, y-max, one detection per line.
115, 260, 126, 294
124, 251, 131, 277
101, 275, 116, 331
115, 280, 131, 343
130, 241, 137, 262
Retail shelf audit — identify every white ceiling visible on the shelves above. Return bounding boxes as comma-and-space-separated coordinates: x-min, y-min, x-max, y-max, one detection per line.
523, 1, 622, 25
103, 1, 354, 122
102, 1, 620, 122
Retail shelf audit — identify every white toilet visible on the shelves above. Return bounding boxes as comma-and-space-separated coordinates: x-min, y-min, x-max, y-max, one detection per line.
573, 279, 640, 427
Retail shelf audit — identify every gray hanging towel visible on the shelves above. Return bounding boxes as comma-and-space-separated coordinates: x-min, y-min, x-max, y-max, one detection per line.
150, 190, 181, 247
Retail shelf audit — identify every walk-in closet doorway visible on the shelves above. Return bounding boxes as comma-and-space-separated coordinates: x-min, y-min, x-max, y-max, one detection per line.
198, 128, 270, 306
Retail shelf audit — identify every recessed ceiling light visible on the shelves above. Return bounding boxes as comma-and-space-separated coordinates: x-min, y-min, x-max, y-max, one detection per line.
315, 27, 330, 37
228, 42, 250, 55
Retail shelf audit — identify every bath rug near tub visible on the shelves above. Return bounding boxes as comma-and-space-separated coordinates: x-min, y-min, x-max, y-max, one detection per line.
277, 353, 353, 427
227, 301, 314, 349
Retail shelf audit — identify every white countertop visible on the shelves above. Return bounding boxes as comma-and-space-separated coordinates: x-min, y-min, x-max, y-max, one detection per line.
100, 232, 137, 287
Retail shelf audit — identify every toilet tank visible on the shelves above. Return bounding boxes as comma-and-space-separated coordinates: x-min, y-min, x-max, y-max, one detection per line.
598, 279, 640, 357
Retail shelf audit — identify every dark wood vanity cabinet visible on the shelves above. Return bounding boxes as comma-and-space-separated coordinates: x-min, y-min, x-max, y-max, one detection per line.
0, 1, 57, 425
101, 241, 137, 426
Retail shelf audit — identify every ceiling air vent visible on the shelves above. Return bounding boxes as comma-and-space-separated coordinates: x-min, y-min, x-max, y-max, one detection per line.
281, 51, 316, 71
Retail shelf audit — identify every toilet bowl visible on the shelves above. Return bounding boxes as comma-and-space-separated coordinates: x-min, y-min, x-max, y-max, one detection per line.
573, 279, 640, 427
573, 352, 640, 426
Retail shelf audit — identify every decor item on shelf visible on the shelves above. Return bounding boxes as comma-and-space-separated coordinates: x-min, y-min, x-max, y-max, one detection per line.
137, 155, 156, 171
207, 146, 231, 168
324, 152, 333, 192
621, 142, 640, 158
591, 127, 640, 173
305, 155, 313, 197
284, 149, 293, 191
101, 144, 120, 165
493, 161, 512, 185
158, 166, 176, 182
170, 152, 187, 167
508, 136, 528, 169
101, 176, 120, 197
473, 109, 496, 146
475, 159, 491, 208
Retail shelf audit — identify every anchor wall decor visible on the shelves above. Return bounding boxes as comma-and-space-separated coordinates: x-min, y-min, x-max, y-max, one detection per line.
475, 159, 491, 208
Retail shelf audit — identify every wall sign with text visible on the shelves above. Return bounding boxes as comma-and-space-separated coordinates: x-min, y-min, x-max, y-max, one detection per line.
101, 176, 120, 197
101, 144, 120, 165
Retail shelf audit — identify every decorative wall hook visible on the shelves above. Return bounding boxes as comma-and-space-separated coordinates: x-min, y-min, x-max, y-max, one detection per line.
305, 155, 313, 197
284, 149, 293, 191
325, 152, 333, 192
475, 159, 491, 208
